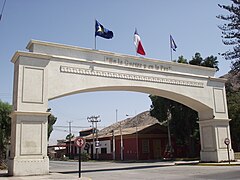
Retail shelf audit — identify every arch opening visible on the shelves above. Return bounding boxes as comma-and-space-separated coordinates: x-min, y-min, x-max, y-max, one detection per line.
49, 85, 213, 120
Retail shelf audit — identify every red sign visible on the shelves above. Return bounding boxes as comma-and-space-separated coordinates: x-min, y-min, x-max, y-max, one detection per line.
75, 137, 85, 148
224, 138, 230, 145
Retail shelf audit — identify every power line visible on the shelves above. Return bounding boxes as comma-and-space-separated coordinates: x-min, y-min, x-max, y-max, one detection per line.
0, 0, 7, 21
53, 125, 104, 128
54, 125, 90, 128
53, 128, 68, 132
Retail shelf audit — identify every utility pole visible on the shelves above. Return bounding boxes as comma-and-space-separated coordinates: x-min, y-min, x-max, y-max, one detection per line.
136, 115, 139, 160
67, 121, 73, 159
166, 107, 173, 158
126, 113, 139, 161
117, 109, 124, 161
120, 121, 123, 161
88, 119, 95, 159
87, 115, 101, 159
112, 130, 115, 160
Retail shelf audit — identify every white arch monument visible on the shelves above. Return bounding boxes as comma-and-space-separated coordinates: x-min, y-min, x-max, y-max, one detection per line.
8, 40, 234, 176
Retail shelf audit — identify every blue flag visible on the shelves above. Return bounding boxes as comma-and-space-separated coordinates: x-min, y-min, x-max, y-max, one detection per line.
95, 20, 113, 39
170, 35, 177, 51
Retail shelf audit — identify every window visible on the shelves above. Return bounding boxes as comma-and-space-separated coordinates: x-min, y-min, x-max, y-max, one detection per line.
101, 148, 107, 154
142, 139, 149, 153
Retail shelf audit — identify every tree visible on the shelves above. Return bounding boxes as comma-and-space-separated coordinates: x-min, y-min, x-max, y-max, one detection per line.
189, 53, 219, 71
227, 90, 240, 151
66, 133, 74, 140
189, 53, 203, 66
0, 100, 12, 160
149, 96, 199, 158
174, 55, 188, 64
225, 73, 240, 151
201, 55, 219, 71
48, 114, 57, 140
218, 0, 240, 148
149, 53, 219, 158
217, 0, 240, 73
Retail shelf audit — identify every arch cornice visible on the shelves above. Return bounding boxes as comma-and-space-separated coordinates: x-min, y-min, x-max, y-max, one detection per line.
11, 51, 226, 84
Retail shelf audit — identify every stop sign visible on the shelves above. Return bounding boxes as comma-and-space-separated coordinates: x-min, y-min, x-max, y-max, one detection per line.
75, 137, 85, 148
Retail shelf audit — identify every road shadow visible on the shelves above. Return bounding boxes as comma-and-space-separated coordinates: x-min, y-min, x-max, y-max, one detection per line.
194, 170, 240, 179
56, 164, 173, 174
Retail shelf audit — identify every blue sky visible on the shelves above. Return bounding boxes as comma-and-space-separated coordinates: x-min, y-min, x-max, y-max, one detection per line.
0, 0, 233, 144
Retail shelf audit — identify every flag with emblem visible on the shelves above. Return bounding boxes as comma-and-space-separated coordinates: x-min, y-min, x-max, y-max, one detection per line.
95, 20, 113, 39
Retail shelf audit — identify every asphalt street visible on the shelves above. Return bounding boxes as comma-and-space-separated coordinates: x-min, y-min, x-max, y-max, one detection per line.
1, 160, 240, 179
50, 160, 240, 180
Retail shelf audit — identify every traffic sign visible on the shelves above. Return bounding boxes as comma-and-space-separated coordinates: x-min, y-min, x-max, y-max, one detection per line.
75, 137, 85, 178
75, 137, 85, 148
95, 140, 100, 148
224, 137, 231, 164
224, 138, 230, 145
84, 142, 90, 150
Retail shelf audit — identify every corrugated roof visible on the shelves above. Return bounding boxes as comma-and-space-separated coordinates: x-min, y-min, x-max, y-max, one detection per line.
85, 111, 164, 139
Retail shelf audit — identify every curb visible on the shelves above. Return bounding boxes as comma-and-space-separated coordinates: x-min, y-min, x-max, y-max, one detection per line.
174, 161, 199, 166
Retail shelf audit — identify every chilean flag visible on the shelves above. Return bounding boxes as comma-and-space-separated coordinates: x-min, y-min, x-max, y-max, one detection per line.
134, 29, 146, 55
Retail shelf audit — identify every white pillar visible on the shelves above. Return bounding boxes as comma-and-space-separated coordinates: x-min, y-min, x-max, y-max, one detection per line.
8, 111, 49, 176
199, 119, 234, 162
9, 50, 50, 176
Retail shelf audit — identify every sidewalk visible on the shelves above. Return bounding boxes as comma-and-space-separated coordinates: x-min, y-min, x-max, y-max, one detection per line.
175, 159, 240, 166
0, 170, 90, 180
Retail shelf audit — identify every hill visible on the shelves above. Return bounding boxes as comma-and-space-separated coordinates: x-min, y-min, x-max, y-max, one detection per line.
221, 71, 240, 91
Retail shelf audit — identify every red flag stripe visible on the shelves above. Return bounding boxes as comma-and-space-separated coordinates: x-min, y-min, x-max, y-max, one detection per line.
137, 41, 146, 55
134, 30, 146, 56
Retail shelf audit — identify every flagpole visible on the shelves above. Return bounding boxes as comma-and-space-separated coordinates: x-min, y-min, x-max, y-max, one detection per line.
95, 36, 96, 50
170, 35, 172, 61
0, 0, 7, 21
170, 35, 173, 61
94, 18, 96, 50
170, 45, 173, 62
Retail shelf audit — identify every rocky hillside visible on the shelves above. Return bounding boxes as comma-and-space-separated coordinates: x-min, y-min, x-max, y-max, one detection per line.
98, 111, 163, 136
221, 71, 240, 91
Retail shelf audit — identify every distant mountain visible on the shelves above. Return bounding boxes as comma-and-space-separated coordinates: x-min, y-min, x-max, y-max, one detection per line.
221, 71, 240, 91
98, 111, 164, 137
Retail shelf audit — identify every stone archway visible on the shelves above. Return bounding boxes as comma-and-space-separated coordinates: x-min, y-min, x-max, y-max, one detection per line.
8, 40, 234, 176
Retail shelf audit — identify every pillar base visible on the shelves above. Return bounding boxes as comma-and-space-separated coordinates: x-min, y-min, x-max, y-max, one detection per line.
199, 118, 235, 162
8, 111, 49, 176
8, 157, 49, 176
200, 149, 234, 162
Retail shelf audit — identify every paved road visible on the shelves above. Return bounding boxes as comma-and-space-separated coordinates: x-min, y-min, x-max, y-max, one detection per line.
50, 160, 240, 180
